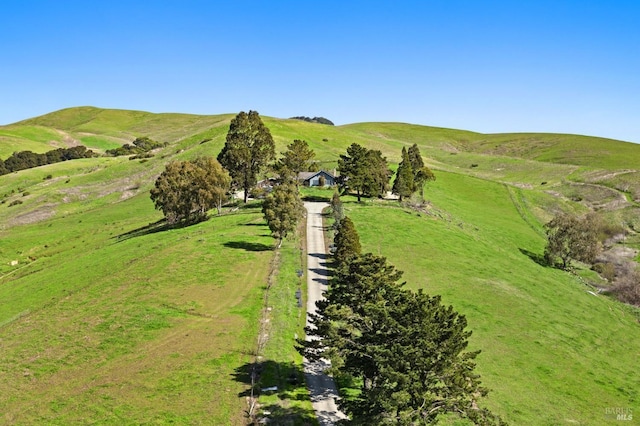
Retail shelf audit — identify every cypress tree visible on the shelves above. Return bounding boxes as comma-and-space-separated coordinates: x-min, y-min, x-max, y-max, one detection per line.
262, 182, 304, 248
392, 147, 414, 201
333, 216, 361, 266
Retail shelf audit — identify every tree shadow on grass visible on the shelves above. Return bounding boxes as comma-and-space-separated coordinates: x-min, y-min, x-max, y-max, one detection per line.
519, 248, 548, 267
232, 360, 316, 425
224, 241, 273, 252
114, 218, 202, 242
302, 194, 331, 202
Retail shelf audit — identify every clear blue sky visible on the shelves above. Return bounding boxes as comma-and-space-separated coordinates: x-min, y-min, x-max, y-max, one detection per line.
2, 0, 639, 142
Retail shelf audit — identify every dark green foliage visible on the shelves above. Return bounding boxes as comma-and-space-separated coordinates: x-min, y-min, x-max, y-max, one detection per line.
150, 157, 231, 224
261, 182, 304, 248
300, 253, 501, 424
544, 212, 601, 269
392, 147, 414, 201
0, 146, 96, 176
333, 217, 361, 266
273, 139, 316, 181
330, 191, 344, 225
338, 143, 392, 201
289, 116, 334, 125
106, 136, 164, 156
217, 111, 276, 203
407, 143, 435, 199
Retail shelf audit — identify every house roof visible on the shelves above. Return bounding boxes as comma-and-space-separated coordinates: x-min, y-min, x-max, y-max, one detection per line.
297, 170, 335, 181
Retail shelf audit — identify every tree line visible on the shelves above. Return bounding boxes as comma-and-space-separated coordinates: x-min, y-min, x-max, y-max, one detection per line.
298, 199, 505, 424
0, 146, 96, 176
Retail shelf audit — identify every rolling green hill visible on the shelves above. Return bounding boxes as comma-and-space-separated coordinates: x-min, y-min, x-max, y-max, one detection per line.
1, 107, 639, 424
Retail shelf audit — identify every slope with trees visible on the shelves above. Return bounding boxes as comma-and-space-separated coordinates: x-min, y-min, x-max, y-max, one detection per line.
300, 219, 502, 424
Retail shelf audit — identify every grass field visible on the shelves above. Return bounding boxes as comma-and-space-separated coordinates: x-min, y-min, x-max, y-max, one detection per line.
1, 107, 639, 424
342, 173, 640, 425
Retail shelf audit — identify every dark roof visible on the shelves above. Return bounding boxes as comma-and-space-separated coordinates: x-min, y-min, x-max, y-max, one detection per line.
297, 170, 335, 181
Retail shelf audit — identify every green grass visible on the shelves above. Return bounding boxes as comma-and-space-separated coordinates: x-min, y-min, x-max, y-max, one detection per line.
0, 192, 274, 424
343, 173, 640, 425
1, 106, 640, 424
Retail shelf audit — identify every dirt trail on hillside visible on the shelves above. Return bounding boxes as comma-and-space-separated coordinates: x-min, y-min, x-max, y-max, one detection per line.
303, 202, 347, 425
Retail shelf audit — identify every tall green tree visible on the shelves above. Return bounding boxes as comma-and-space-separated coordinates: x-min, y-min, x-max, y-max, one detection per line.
330, 191, 345, 225
544, 211, 602, 269
333, 216, 361, 266
261, 182, 305, 248
217, 111, 275, 203
150, 157, 231, 224
338, 143, 392, 201
392, 147, 414, 201
300, 253, 501, 424
274, 139, 316, 182
407, 143, 435, 199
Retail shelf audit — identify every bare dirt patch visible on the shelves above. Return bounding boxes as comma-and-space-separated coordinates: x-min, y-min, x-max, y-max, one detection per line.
7, 204, 57, 226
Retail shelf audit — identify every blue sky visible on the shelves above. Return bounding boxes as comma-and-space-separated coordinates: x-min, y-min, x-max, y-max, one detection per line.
2, 1, 639, 142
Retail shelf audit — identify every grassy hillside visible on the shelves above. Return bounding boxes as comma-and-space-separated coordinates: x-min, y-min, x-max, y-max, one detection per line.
1, 107, 639, 424
341, 174, 640, 424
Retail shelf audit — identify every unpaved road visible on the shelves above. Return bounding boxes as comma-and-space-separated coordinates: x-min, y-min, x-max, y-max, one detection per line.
303, 202, 347, 425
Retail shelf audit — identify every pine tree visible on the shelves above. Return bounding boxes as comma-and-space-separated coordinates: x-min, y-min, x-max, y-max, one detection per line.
261, 182, 304, 248
407, 143, 435, 199
273, 139, 316, 182
392, 147, 414, 201
217, 111, 275, 203
330, 191, 344, 226
338, 143, 392, 201
300, 252, 503, 425
333, 216, 361, 266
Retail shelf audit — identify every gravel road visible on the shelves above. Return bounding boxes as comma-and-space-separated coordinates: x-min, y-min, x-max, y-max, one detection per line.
303, 202, 347, 425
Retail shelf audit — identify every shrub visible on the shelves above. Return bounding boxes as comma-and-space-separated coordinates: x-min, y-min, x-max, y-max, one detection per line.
592, 262, 616, 282
610, 270, 640, 306
8, 199, 23, 207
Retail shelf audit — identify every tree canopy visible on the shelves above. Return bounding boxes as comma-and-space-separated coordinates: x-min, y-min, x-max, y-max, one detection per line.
407, 143, 435, 199
150, 157, 231, 224
0, 146, 96, 176
338, 143, 392, 201
217, 111, 275, 202
332, 216, 361, 266
273, 139, 316, 182
299, 252, 501, 424
544, 211, 602, 269
261, 182, 305, 248
391, 147, 414, 201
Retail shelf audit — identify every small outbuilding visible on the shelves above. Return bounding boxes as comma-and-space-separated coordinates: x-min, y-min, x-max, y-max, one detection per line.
298, 170, 336, 187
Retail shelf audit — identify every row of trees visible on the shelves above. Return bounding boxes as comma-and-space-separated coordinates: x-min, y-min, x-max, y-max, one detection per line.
337, 143, 435, 202
150, 111, 307, 248
0, 146, 96, 176
299, 206, 502, 424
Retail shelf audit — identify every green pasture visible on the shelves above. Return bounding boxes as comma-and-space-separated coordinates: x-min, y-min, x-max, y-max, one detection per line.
343, 172, 640, 425
1, 106, 639, 424
0, 191, 275, 424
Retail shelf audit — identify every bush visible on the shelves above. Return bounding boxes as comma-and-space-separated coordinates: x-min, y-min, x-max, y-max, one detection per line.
592, 262, 616, 282
610, 270, 640, 306
8, 199, 23, 207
